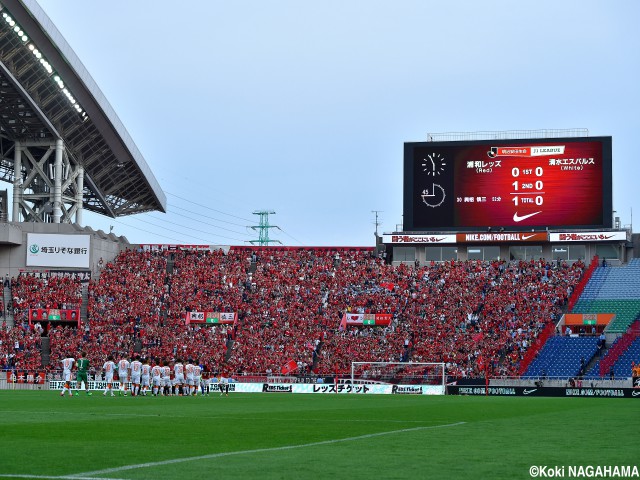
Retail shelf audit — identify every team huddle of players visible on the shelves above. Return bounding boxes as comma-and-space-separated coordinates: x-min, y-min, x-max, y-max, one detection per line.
101, 355, 209, 397
60, 353, 230, 397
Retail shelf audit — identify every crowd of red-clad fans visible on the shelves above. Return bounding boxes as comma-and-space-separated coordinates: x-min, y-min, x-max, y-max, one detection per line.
11, 274, 82, 325
0, 321, 41, 370
1, 246, 586, 379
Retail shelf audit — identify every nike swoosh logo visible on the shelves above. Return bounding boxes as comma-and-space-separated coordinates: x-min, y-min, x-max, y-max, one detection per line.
523, 389, 537, 395
633, 391, 640, 397
521, 234, 536, 240
513, 211, 542, 222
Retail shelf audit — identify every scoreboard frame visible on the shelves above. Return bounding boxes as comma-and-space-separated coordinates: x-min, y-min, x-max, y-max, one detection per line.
403, 136, 612, 232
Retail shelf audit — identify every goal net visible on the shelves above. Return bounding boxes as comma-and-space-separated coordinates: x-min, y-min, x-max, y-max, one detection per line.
350, 362, 445, 388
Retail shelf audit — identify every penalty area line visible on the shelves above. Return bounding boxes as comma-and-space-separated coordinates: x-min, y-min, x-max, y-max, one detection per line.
73, 421, 466, 477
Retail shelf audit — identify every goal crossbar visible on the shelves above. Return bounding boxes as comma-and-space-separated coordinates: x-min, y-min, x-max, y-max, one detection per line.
350, 362, 445, 389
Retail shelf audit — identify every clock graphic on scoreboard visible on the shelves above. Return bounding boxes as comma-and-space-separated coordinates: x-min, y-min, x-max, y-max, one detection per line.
421, 153, 446, 176
421, 184, 446, 208
419, 152, 447, 208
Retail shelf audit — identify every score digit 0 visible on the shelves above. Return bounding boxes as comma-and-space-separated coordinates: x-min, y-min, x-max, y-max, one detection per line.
511, 166, 544, 177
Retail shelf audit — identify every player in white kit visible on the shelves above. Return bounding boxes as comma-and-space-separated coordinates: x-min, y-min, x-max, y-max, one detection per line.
102, 355, 116, 396
151, 359, 162, 396
140, 358, 151, 396
161, 360, 172, 396
218, 369, 229, 396
194, 362, 203, 396
173, 359, 185, 396
185, 359, 196, 396
117, 357, 131, 396
130, 356, 143, 396
60, 354, 75, 397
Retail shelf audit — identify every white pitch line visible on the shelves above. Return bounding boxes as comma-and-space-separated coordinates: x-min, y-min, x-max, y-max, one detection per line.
73, 421, 466, 477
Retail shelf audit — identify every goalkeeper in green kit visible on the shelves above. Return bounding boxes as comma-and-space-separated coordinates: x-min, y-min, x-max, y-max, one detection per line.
75, 351, 92, 396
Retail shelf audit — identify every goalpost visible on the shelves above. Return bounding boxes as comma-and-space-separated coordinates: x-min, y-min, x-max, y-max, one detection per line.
350, 362, 446, 394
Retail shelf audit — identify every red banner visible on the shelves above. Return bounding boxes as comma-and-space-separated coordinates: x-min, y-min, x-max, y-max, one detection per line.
185, 311, 237, 325
6, 371, 46, 384
343, 313, 393, 326
375, 314, 393, 326
28, 308, 80, 327
281, 360, 298, 375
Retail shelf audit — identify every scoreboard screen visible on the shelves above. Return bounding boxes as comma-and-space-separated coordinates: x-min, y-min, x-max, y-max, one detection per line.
403, 137, 612, 231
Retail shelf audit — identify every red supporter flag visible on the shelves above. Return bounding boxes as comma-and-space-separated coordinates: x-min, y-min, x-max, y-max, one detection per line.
477, 355, 485, 371
281, 359, 298, 375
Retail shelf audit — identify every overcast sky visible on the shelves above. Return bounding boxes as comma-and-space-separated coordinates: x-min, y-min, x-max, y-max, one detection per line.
34, 1, 640, 246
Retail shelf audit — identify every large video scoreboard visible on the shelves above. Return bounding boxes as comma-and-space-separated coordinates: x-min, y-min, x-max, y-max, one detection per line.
403, 137, 612, 231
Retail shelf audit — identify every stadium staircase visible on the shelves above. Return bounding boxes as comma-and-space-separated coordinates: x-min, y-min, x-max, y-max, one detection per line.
582, 337, 618, 379
166, 253, 175, 275
223, 283, 239, 364
40, 336, 50, 367
311, 339, 324, 372
3, 282, 14, 327
224, 337, 234, 362
159, 253, 173, 327
80, 283, 89, 321
222, 257, 256, 364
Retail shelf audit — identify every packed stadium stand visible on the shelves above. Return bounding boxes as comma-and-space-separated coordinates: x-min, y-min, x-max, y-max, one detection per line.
11, 274, 82, 328
0, 323, 41, 370
1, 247, 593, 380
4, 246, 640, 384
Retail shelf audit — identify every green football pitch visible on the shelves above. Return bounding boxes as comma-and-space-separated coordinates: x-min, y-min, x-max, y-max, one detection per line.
0, 391, 637, 480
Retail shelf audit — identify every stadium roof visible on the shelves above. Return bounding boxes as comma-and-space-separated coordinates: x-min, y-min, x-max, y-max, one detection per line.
0, 0, 166, 217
